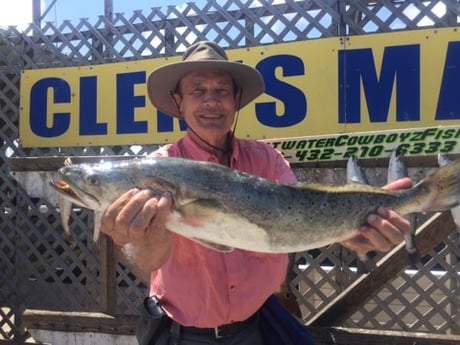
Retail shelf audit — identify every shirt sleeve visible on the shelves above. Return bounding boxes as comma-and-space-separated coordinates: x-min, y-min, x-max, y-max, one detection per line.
271, 148, 297, 184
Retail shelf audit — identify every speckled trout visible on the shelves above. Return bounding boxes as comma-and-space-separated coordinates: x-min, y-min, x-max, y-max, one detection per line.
50, 157, 460, 253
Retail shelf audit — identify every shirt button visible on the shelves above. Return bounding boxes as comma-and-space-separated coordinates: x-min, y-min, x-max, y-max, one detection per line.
229, 285, 236, 291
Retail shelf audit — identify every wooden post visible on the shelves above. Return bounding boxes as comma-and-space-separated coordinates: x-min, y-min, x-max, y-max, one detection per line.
32, 0, 41, 35
99, 235, 117, 315
103, 0, 114, 60
104, 0, 113, 21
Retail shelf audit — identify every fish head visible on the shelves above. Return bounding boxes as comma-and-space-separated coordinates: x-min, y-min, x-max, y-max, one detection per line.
50, 158, 181, 212
50, 161, 132, 211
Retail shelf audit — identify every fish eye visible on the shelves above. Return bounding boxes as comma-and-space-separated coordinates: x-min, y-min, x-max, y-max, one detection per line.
86, 174, 100, 186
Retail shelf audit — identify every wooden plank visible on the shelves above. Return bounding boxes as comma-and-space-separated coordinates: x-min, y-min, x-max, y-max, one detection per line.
7, 156, 142, 172
308, 212, 457, 326
0, 341, 51, 345
291, 153, 460, 169
22, 310, 137, 335
99, 235, 117, 315
308, 326, 460, 345
21, 310, 460, 345
8, 153, 460, 172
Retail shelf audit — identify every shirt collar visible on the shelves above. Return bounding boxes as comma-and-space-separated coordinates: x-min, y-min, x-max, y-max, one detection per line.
179, 132, 240, 167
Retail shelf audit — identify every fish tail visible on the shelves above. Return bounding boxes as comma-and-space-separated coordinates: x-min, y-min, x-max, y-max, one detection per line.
411, 159, 460, 213
437, 154, 460, 228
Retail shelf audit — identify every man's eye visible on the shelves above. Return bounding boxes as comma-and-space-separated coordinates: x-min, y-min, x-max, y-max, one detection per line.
191, 89, 204, 95
218, 89, 231, 96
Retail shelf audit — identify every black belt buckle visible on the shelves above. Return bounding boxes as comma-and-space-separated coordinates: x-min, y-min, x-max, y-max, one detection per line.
213, 325, 235, 339
179, 313, 258, 339
213, 313, 257, 339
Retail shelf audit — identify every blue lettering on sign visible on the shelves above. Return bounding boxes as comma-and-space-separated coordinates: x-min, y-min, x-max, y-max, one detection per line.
436, 41, 460, 120
79, 76, 107, 135
339, 45, 420, 123
255, 55, 307, 127
29, 77, 70, 137
116, 72, 147, 134
157, 110, 187, 132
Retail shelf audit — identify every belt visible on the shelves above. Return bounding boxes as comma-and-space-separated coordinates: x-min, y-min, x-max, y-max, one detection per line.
176, 313, 259, 339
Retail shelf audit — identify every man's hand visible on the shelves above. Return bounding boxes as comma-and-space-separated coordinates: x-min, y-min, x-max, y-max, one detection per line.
100, 189, 173, 274
342, 177, 412, 256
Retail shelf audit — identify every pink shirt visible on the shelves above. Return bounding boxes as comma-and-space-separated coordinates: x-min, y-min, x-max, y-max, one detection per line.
149, 133, 297, 328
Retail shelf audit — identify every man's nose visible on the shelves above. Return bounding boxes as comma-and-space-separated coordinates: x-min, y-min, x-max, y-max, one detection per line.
203, 90, 222, 105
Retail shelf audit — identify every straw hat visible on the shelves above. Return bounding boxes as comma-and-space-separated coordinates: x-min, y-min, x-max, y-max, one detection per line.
147, 41, 265, 117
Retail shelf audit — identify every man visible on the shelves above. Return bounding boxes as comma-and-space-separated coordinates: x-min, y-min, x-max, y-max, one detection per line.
100, 41, 411, 344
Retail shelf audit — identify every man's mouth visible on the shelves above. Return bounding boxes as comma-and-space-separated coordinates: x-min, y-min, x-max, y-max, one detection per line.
199, 112, 223, 119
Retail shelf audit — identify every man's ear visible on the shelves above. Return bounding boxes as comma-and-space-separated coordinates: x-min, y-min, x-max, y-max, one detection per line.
172, 92, 181, 104
171, 92, 183, 118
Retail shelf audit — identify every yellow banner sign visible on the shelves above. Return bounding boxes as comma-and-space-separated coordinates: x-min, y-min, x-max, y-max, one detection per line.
20, 27, 460, 147
262, 125, 460, 163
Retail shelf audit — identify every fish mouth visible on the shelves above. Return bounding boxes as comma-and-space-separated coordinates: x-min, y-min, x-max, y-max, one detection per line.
49, 179, 94, 208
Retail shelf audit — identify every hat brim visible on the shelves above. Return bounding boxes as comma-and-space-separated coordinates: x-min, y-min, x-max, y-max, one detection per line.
147, 60, 264, 118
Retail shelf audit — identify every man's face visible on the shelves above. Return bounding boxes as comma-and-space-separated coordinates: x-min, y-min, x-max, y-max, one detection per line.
173, 69, 238, 140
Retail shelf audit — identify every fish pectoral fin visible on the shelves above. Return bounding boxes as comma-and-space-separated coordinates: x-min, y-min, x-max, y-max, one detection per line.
177, 199, 234, 252
191, 238, 234, 252
93, 211, 102, 242
179, 199, 224, 227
